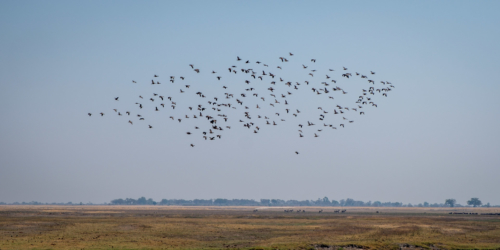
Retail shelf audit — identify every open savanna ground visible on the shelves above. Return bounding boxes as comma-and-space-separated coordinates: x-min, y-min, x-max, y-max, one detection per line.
0, 206, 499, 250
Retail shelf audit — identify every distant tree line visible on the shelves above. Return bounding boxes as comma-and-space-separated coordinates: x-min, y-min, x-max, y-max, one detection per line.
105, 197, 495, 207
0, 197, 494, 207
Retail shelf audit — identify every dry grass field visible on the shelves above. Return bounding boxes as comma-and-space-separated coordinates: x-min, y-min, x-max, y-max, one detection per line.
1, 205, 499, 249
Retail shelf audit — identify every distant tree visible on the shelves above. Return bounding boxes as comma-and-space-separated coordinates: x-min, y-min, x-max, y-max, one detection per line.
214, 198, 228, 206
389, 202, 402, 207
423, 202, 429, 207
111, 198, 125, 205
299, 200, 311, 206
125, 198, 137, 205
339, 199, 346, 206
260, 199, 270, 206
322, 197, 330, 206
270, 199, 285, 206
137, 197, 147, 205
313, 198, 322, 206
372, 201, 381, 207
445, 199, 456, 207
353, 200, 365, 206
467, 198, 482, 207
271, 199, 278, 206
285, 200, 299, 206
331, 200, 340, 206
344, 198, 354, 206
340, 198, 366, 207
146, 198, 156, 205
193, 199, 213, 206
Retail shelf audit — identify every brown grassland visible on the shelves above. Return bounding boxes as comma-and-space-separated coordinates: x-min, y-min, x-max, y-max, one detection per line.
0, 205, 499, 250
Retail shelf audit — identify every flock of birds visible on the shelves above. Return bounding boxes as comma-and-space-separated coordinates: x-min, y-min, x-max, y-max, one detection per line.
88, 53, 395, 154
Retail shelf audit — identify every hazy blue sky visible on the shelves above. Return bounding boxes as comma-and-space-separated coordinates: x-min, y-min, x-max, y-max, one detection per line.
1, 1, 499, 205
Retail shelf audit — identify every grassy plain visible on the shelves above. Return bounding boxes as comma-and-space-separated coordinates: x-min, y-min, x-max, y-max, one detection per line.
1, 205, 500, 249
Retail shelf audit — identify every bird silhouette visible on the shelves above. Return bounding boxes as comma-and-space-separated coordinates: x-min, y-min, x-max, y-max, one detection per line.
89, 53, 396, 152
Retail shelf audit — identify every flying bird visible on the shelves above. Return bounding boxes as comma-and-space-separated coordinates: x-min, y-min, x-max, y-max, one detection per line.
89, 53, 396, 155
